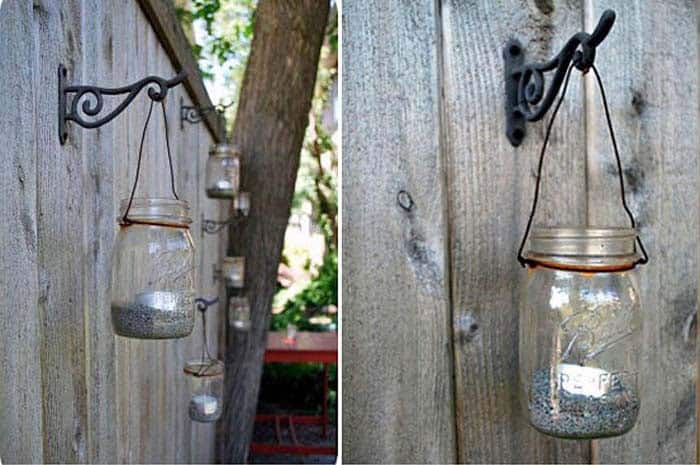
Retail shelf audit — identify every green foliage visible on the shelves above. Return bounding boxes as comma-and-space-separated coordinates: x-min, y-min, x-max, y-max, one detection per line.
271, 251, 337, 332
176, 0, 256, 105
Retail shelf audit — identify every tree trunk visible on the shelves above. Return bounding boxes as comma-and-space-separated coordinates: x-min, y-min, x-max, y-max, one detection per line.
217, 1, 329, 462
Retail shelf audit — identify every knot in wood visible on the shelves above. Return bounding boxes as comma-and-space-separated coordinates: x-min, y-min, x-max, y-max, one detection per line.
397, 190, 414, 212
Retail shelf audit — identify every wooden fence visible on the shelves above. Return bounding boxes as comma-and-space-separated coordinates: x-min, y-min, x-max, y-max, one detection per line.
0, 0, 228, 463
343, 0, 698, 463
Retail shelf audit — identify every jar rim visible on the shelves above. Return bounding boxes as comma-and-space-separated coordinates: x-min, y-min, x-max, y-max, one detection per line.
209, 142, 241, 158
119, 197, 192, 226
526, 226, 641, 271
184, 359, 224, 378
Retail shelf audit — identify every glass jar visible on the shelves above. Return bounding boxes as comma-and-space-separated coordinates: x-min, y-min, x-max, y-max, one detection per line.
519, 227, 642, 439
184, 359, 224, 423
234, 191, 251, 216
205, 143, 240, 199
111, 198, 196, 339
229, 296, 251, 330
222, 256, 245, 288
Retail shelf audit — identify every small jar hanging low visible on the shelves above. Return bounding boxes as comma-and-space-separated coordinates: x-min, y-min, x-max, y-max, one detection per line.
111, 100, 195, 339
184, 359, 224, 423
228, 296, 251, 330
185, 298, 225, 423
516, 52, 648, 439
205, 143, 241, 199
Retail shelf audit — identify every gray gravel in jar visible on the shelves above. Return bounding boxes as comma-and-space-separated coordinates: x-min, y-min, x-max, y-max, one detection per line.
112, 303, 194, 339
206, 187, 236, 199
528, 368, 640, 439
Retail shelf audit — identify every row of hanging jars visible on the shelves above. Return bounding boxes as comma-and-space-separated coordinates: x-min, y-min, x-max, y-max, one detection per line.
111, 137, 244, 423
218, 256, 252, 330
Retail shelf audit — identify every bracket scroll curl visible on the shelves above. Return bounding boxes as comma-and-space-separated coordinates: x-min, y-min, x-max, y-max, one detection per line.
180, 96, 234, 129
504, 9, 616, 146
58, 64, 187, 144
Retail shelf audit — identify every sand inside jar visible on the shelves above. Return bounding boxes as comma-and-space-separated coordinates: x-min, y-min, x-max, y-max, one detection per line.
528, 367, 640, 439
112, 293, 194, 339
206, 186, 236, 199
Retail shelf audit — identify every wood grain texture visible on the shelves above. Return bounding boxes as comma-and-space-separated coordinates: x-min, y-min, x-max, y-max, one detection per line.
442, 0, 590, 463
217, 1, 328, 462
34, 0, 90, 461
342, 1, 457, 463
585, 1, 698, 463
441, 0, 590, 462
0, 1, 44, 462
82, 0, 118, 462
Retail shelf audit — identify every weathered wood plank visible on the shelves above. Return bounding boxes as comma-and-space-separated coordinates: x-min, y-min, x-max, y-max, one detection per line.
342, 1, 456, 462
34, 0, 90, 461
0, 1, 44, 462
585, 1, 698, 463
441, 0, 591, 462
178, 89, 201, 465
81, 0, 118, 462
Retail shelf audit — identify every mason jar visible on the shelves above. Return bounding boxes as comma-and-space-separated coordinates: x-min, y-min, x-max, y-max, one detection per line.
111, 198, 196, 339
184, 359, 224, 422
519, 227, 642, 439
205, 143, 240, 199
222, 256, 245, 288
229, 296, 251, 330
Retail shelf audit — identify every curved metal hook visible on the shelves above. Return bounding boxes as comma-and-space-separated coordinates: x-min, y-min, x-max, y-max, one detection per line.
504, 10, 616, 145
180, 97, 234, 132
58, 64, 187, 144
195, 297, 219, 312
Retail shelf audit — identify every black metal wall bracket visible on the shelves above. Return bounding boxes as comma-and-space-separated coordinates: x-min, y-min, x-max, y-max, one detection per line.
201, 209, 248, 236
58, 64, 187, 144
180, 96, 233, 129
504, 9, 616, 146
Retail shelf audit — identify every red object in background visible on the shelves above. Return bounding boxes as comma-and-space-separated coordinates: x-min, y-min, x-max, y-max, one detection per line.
250, 331, 338, 457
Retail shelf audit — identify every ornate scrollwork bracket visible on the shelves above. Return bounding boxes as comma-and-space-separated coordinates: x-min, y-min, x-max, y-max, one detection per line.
180, 96, 234, 129
58, 64, 187, 144
504, 9, 616, 146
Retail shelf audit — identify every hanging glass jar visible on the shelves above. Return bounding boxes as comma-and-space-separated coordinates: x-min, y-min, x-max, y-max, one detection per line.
184, 359, 224, 423
234, 191, 251, 216
519, 227, 642, 439
111, 99, 196, 339
229, 296, 251, 330
221, 256, 245, 288
515, 56, 649, 440
111, 198, 196, 339
205, 143, 240, 199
